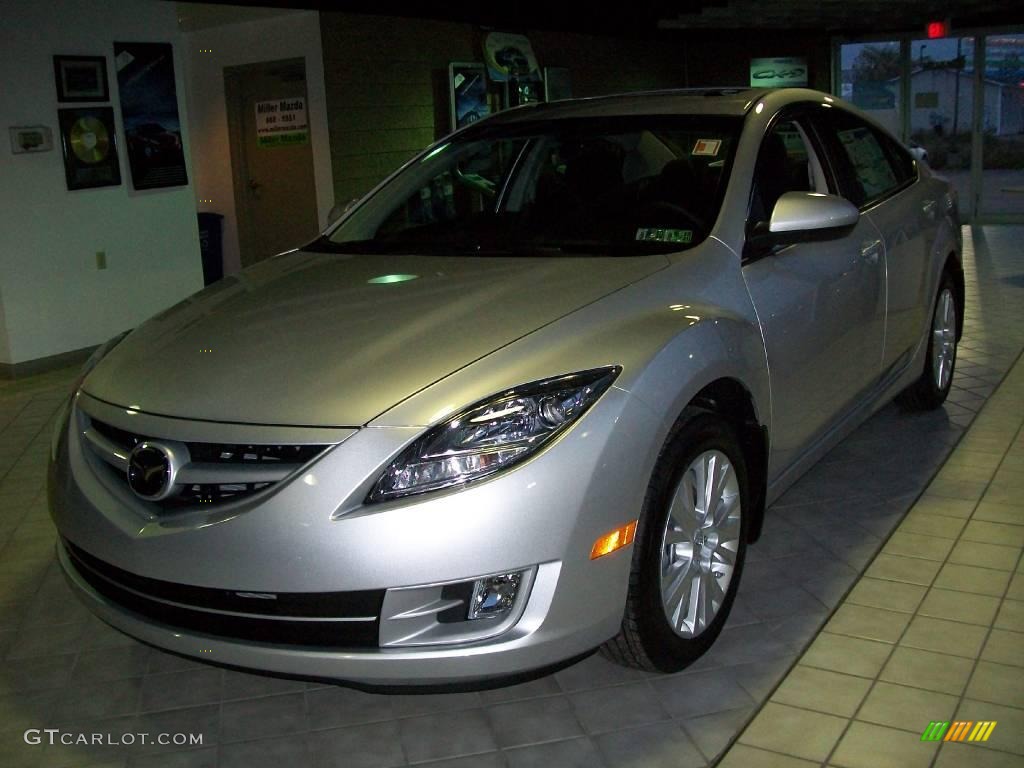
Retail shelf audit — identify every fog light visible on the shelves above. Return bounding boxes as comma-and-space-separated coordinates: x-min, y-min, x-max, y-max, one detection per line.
468, 572, 522, 620
590, 520, 638, 559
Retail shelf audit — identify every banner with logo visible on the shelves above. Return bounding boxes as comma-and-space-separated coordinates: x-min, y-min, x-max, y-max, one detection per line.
749, 57, 808, 88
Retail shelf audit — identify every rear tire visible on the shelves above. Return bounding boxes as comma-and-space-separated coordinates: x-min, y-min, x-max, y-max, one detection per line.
897, 273, 958, 411
602, 409, 748, 672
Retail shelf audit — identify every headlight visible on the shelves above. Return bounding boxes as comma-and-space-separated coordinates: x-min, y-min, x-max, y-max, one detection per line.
368, 366, 620, 502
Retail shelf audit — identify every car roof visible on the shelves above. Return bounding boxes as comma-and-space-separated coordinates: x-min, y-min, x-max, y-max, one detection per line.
488, 88, 773, 123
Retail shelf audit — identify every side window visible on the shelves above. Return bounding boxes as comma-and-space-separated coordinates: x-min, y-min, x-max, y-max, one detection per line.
875, 130, 917, 186
749, 119, 829, 223
821, 109, 909, 208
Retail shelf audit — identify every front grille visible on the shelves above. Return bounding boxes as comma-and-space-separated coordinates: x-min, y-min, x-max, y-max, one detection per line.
84, 417, 328, 509
64, 540, 382, 648
92, 420, 325, 465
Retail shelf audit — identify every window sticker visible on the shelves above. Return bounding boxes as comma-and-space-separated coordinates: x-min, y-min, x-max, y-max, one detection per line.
837, 127, 897, 199
692, 139, 721, 156
636, 228, 693, 244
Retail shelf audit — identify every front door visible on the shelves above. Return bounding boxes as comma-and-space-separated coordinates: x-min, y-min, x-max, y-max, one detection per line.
742, 116, 886, 478
225, 58, 319, 267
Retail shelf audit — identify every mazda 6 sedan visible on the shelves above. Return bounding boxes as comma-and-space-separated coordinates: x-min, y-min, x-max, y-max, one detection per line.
49, 87, 962, 685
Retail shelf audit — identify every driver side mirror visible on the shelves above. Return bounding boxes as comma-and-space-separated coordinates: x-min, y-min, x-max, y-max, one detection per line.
746, 192, 859, 253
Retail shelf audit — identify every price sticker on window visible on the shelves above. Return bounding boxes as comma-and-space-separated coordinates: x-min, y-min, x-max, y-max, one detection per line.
692, 139, 721, 156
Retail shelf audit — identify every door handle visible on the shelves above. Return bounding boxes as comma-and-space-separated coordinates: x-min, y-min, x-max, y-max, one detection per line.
921, 199, 937, 219
860, 239, 882, 264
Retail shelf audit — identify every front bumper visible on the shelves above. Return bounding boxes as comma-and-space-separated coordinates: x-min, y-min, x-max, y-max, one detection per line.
49, 386, 657, 684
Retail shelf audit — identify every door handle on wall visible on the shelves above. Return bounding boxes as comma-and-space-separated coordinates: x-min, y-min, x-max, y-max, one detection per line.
921, 199, 937, 219
860, 239, 882, 264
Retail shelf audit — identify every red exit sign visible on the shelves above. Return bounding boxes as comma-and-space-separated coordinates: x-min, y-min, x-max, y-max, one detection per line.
927, 20, 950, 39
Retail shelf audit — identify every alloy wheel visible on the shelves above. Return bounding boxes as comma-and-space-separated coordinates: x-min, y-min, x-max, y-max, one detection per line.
932, 287, 956, 391
659, 449, 741, 638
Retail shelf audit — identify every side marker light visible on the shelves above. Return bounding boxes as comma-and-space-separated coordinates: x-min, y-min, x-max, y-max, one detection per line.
590, 520, 638, 560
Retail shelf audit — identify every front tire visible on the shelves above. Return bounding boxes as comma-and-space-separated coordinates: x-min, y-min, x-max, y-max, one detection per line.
602, 410, 748, 672
897, 273, 958, 411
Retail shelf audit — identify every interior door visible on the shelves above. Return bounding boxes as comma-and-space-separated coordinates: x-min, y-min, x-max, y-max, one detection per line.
225, 58, 319, 267
742, 116, 886, 477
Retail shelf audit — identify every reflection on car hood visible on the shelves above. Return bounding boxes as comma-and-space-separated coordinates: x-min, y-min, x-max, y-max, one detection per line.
84, 250, 669, 426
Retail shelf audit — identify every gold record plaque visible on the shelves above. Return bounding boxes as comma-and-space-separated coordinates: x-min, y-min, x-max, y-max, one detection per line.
58, 107, 121, 190
68, 117, 110, 164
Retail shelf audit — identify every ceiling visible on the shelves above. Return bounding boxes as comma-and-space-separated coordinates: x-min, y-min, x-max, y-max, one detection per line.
175, 1, 304, 31
659, 0, 1021, 31
174, 1, 1022, 36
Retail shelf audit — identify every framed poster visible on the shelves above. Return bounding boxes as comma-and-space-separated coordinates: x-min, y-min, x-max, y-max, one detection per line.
53, 55, 109, 102
448, 63, 490, 131
114, 42, 188, 190
57, 107, 121, 190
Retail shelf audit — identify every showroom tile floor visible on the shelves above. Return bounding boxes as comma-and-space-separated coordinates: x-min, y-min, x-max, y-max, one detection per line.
0, 225, 1021, 768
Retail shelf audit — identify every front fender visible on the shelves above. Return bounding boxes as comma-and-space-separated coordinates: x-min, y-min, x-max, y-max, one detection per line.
372, 242, 769, 436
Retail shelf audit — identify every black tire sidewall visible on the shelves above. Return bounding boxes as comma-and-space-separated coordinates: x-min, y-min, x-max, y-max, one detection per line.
632, 413, 749, 671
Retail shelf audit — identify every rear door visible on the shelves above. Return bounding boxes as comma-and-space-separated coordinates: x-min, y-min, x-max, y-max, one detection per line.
742, 110, 886, 477
814, 107, 931, 374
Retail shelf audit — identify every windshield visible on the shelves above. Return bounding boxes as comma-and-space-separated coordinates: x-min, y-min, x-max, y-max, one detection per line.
323, 115, 741, 256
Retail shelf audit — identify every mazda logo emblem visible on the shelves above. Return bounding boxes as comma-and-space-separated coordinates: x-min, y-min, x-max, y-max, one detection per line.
127, 442, 177, 501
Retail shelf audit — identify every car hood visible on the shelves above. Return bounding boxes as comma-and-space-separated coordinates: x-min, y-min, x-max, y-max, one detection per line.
84, 249, 669, 426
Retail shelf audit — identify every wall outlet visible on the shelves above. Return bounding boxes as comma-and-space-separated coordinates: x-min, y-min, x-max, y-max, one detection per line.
95, 251, 107, 270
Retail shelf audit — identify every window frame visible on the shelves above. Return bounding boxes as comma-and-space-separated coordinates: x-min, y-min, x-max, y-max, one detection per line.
809, 105, 917, 211
746, 103, 841, 226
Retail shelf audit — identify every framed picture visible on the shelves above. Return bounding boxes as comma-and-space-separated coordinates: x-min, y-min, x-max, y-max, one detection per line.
53, 55, 109, 102
114, 42, 188, 189
57, 107, 122, 190
448, 62, 490, 131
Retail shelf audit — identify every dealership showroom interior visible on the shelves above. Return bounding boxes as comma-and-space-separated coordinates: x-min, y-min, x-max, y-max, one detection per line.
4, 0, 1024, 766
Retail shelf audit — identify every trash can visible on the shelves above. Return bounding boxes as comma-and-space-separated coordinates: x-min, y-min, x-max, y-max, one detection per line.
197, 212, 224, 286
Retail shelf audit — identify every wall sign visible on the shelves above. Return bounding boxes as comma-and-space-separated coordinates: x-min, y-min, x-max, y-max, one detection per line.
9, 126, 54, 154
483, 32, 541, 83
749, 57, 808, 88
255, 97, 309, 147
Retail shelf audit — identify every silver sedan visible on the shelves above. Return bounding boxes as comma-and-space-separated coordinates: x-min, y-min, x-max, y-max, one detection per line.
49, 87, 962, 685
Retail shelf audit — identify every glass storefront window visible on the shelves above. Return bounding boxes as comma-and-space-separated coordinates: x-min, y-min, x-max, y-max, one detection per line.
980, 34, 1024, 217
906, 36, 975, 213
839, 41, 902, 137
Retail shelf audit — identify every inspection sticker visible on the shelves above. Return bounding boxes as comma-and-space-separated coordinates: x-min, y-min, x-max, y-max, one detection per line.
692, 139, 721, 156
636, 228, 692, 244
